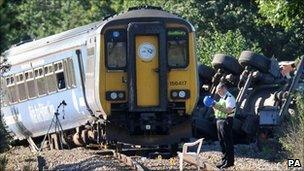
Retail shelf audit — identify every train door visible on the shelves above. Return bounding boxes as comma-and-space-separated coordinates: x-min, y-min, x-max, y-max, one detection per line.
127, 22, 167, 112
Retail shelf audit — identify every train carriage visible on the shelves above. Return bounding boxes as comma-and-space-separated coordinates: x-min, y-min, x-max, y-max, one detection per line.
0, 6, 199, 147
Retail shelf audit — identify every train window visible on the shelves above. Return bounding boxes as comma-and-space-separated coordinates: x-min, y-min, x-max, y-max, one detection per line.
6, 78, 10, 85
55, 61, 66, 90
167, 29, 188, 68
16, 73, 27, 101
105, 30, 127, 69
63, 58, 76, 88
25, 71, 33, 80
56, 73, 66, 90
7, 75, 18, 103
25, 70, 37, 99
35, 67, 47, 96
45, 64, 57, 93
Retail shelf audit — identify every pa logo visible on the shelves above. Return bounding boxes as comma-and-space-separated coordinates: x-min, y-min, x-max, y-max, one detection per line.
288, 159, 302, 167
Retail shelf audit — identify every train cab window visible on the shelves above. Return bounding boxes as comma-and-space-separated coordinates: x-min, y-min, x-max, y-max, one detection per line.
25, 70, 37, 98
6, 75, 18, 103
45, 65, 57, 93
167, 29, 188, 68
105, 30, 127, 69
16, 73, 27, 101
35, 67, 47, 96
54, 61, 66, 90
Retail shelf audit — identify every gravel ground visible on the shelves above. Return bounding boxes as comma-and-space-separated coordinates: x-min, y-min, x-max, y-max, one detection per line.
0, 141, 297, 171
133, 141, 290, 171
0, 147, 131, 171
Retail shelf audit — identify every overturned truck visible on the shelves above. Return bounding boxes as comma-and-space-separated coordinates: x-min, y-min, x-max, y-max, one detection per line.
192, 51, 304, 144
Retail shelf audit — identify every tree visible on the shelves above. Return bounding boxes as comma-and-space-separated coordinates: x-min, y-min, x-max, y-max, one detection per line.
0, 0, 115, 53
257, 0, 304, 29
197, 29, 261, 65
0, 1, 27, 53
16, 0, 115, 39
257, 0, 304, 59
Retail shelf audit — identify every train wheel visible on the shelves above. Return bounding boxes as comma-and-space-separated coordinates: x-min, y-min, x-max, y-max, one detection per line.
81, 130, 89, 145
73, 132, 84, 146
50, 133, 61, 150
239, 51, 270, 73
212, 54, 242, 75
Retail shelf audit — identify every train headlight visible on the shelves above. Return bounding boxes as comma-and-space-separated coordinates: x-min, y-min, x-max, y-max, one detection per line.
118, 92, 124, 99
110, 92, 118, 100
170, 89, 190, 100
172, 91, 178, 98
179, 90, 186, 98
106, 91, 126, 101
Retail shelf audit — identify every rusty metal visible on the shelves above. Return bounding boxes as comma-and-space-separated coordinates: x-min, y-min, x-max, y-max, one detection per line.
110, 150, 144, 171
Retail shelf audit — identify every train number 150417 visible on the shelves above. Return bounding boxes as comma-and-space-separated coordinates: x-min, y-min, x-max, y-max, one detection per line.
169, 81, 187, 86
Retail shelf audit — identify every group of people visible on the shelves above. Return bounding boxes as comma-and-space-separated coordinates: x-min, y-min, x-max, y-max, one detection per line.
203, 61, 296, 169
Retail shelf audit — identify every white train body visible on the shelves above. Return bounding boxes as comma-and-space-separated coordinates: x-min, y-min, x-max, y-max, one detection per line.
1, 21, 104, 140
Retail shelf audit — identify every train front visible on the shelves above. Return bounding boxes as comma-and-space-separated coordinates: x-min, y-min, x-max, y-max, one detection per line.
98, 7, 199, 145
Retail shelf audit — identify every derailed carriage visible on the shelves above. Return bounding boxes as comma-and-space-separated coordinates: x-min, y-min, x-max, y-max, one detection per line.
193, 51, 304, 144
0, 7, 199, 148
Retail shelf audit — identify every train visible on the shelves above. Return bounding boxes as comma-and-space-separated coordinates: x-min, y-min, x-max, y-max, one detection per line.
0, 6, 199, 149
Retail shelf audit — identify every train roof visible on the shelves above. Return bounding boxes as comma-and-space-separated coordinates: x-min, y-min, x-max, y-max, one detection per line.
101, 7, 194, 32
4, 7, 194, 65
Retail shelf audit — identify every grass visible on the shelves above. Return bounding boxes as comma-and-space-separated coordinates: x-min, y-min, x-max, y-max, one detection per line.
279, 94, 304, 163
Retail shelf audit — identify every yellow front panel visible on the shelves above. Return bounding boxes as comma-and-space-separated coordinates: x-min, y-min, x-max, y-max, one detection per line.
167, 32, 199, 114
135, 36, 159, 106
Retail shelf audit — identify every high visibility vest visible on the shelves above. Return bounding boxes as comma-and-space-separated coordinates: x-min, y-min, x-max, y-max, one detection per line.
214, 98, 227, 119
214, 92, 236, 119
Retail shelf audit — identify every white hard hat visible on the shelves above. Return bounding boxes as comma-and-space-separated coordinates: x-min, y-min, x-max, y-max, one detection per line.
279, 61, 295, 66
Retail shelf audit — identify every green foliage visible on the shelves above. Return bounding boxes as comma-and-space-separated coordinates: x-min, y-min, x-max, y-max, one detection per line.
257, 0, 304, 29
0, 0, 115, 53
16, 0, 115, 39
197, 29, 261, 66
1, 0, 303, 61
256, 0, 304, 60
0, 1, 24, 53
0, 120, 9, 153
279, 94, 304, 162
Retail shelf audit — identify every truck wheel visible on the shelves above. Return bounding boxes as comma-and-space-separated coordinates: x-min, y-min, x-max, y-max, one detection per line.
239, 51, 270, 73
212, 54, 242, 75
198, 64, 216, 82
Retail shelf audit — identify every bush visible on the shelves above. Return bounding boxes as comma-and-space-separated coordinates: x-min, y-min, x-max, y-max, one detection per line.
279, 94, 304, 162
0, 116, 10, 153
197, 29, 261, 66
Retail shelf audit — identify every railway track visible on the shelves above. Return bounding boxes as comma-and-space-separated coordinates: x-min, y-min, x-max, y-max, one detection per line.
94, 146, 199, 171
110, 150, 145, 171
96, 148, 172, 171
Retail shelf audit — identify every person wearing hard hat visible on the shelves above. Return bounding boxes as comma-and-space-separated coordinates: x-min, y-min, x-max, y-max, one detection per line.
203, 82, 236, 169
